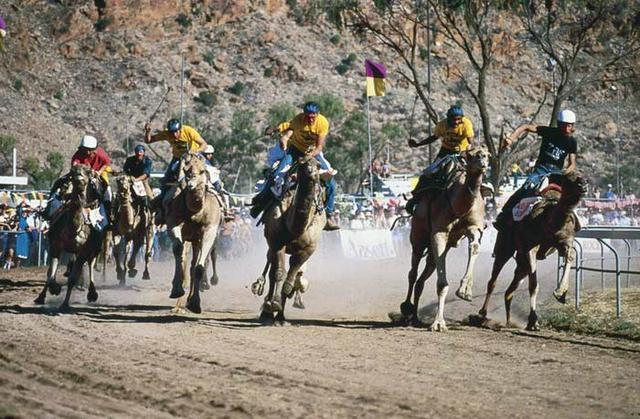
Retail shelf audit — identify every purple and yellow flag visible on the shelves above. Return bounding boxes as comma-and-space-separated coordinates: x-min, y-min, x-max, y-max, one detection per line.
365, 59, 386, 97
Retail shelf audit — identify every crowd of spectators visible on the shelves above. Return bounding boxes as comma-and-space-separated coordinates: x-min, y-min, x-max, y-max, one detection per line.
0, 200, 48, 269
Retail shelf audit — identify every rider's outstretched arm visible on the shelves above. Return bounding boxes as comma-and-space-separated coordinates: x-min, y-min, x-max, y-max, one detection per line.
408, 134, 438, 148
505, 123, 538, 147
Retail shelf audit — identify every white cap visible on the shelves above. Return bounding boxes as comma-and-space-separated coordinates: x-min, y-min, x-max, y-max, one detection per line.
204, 145, 214, 154
557, 109, 576, 124
80, 135, 97, 149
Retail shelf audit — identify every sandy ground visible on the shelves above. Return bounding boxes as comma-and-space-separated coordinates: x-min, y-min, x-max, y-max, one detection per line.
1, 233, 639, 418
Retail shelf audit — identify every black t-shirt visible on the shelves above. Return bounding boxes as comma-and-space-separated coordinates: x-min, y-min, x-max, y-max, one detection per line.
123, 155, 152, 178
534, 126, 577, 170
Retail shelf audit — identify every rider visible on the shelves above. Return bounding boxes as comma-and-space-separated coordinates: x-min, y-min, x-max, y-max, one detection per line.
493, 109, 578, 232
404, 105, 475, 214
71, 135, 113, 223
123, 144, 154, 207
202, 144, 233, 219
259, 101, 339, 231
144, 118, 208, 221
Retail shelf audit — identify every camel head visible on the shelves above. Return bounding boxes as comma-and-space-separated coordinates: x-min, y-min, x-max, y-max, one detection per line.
115, 175, 132, 201
70, 164, 94, 203
559, 171, 586, 206
296, 154, 320, 184
182, 152, 207, 193
462, 146, 491, 176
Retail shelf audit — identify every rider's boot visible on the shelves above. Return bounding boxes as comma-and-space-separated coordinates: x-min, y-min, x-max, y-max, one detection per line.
323, 212, 340, 231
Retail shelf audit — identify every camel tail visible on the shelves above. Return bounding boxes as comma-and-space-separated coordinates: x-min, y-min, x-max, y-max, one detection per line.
390, 214, 411, 231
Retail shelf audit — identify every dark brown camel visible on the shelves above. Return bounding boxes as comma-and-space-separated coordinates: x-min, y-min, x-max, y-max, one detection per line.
34, 165, 107, 310
113, 175, 154, 285
478, 171, 585, 330
400, 147, 490, 331
258, 155, 325, 324
163, 152, 222, 314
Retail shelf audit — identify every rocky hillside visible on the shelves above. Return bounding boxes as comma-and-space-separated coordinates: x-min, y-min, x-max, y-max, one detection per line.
0, 0, 637, 193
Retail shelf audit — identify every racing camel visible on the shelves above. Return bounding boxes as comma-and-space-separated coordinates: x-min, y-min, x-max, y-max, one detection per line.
34, 164, 107, 310
112, 174, 154, 285
399, 147, 490, 331
164, 152, 221, 314
478, 171, 585, 330
258, 155, 325, 324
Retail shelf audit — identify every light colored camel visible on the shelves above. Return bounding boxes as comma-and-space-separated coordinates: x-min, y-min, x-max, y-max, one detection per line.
163, 152, 222, 314
400, 147, 490, 331
112, 175, 154, 285
34, 165, 107, 310
479, 171, 585, 330
258, 155, 325, 324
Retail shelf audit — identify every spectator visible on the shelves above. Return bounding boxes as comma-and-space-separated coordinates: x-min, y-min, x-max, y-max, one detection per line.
601, 184, 616, 200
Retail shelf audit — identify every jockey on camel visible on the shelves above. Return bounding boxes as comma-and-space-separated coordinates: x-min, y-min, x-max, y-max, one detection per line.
251, 101, 340, 231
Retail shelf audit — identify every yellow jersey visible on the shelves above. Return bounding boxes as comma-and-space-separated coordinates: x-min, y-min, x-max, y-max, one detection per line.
278, 113, 330, 153
434, 116, 474, 153
154, 125, 202, 159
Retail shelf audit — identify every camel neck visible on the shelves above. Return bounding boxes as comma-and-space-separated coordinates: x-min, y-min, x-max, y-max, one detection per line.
290, 170, 317, 236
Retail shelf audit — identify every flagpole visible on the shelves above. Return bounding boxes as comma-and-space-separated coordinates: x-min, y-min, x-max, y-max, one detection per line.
366, 94, 374, 198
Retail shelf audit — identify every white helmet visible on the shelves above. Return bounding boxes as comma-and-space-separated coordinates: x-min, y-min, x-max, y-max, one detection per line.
80, 135, 97, 149
204, 145, 214, 154
557, 109, 576, 124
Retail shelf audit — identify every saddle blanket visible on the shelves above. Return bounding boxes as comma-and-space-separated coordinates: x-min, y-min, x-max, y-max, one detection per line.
511, 197, 542, 222
132, 180, 147, 197
82, 204, 109, 231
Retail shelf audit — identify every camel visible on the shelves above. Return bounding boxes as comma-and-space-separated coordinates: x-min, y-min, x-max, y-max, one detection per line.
112, 175, 154, 285
400, 147, 490, 331
34, 164, 107, 310
258, 155, 325, 324
478, 171, 585, 330
164, 152, 222, 314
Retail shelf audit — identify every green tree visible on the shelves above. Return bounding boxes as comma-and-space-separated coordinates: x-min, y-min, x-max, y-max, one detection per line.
23, 152, 65, 189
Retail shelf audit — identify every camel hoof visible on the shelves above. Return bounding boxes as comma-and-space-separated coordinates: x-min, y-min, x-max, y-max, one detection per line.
430, 320, 448, 332
49, 282, 61, 296
270, 300, 283, 313
282, 282, 294, 298
87, 289, 98, 303
128, 268, 138, 278
200, 279, 210, 292
116, 270, 125, 282
210, 274, 219, 286
169, 286, 185, 299
142, 270, 151, 280
526, 322, 540, 331
59, 303, 71, 312
170, 307, 186, 314
34, 294, 45, 305
259, 310, 275, 324
251, 277, 265, 296
553, 290, 567, 304
186, 298, 202, 314
455, 288, 472, 302
505, 321, 518, 329
400, 301, 414, 317
292, 293, 305, 310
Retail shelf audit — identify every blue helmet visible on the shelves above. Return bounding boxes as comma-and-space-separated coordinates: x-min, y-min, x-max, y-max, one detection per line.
446, 105, 464, 126
303, 102, 320, 114
167, 118, 181, 133
134, 144, 145, 153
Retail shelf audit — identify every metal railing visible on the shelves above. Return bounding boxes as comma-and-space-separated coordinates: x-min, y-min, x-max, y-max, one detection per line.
559, 227, 640, 318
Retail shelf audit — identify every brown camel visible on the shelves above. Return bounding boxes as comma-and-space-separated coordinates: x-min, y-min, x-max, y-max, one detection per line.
400, 147, 490, 331
164, 152, 222, 314
34, 165, 107, 310
112, 175, 154, 285
258, 155, 325, 324
478, 171, 585, 330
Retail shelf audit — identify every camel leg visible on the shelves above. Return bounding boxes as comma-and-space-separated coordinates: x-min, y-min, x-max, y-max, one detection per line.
172, 242, 191, 313
114, 237, 126, 286
258, 255, 275, 324
456, 228, 482, 302
292, 262, 308, 309
60, 257, 86, 311
401, 238, 428, 321
142, 223, 153, 280
252, 258, 269, 296
411, 253, 436, 327
127, 238, 142, 279
431, 232, 450, 332
267, 249, 286, 314
504, 251, 532, 328
278, 251, 312, 324
479, 232, 514, 317
169, 226, 186, 299
86, 257, 98, 303
526, 250, 540, 331
209, 237, 219, 286
186, 226, 218, 314
35, 251, 61, 304
553, 246, 574, 304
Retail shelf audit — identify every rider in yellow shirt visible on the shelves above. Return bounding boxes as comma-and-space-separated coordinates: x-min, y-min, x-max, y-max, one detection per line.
405, 105, 475, 214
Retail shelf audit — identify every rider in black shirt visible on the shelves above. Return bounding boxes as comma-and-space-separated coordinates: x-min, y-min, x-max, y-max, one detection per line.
493, 109, 578, 232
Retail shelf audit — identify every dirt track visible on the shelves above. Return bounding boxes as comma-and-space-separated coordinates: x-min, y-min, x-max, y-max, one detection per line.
1, 240, 639, 418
